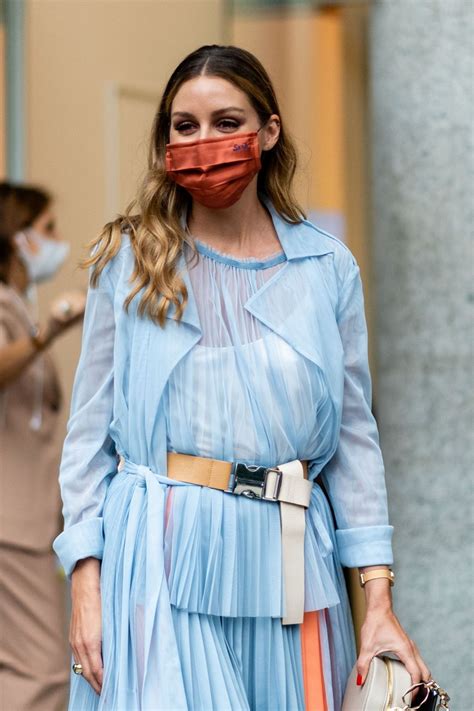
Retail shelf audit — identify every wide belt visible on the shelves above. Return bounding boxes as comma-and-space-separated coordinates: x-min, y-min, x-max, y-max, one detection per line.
166, 452, 312, 625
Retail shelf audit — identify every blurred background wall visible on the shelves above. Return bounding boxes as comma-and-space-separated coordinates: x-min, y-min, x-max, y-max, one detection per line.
1, 0, 472, 705
370, 2, 473, 708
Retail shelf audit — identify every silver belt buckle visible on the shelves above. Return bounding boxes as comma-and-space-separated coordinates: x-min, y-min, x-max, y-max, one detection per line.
226, 462, 283, 500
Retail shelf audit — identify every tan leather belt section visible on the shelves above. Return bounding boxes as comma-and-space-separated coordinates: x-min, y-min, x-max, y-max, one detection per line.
167, 451, 312, 625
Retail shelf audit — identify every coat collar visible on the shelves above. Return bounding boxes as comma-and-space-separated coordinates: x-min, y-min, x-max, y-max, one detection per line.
169, 195, 335, 329
259, 194, 336, 261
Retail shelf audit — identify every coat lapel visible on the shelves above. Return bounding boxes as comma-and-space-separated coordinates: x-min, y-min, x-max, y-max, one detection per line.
141, 248, 202, 463
260, 195, 336, 262
244, 196, 341, 382
165, 251, 202, 331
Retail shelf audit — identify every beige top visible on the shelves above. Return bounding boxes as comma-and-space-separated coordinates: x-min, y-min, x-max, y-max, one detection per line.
0, 283, 63, 551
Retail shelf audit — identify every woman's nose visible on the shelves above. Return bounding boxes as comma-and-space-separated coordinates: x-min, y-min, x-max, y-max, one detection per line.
198, 126, 213, 140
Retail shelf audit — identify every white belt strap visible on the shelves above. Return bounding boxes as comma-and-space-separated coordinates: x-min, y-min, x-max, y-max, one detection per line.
271, 459, 312, 625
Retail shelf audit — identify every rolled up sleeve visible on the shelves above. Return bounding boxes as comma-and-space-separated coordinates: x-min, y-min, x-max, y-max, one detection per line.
321, 255, 394, 568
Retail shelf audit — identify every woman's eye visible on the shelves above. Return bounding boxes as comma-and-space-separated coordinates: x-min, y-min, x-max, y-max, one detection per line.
175, 122, 195, 133
217, 119, 240, 131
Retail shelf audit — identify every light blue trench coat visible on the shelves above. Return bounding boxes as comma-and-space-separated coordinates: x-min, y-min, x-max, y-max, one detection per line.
53, 195, 393, 709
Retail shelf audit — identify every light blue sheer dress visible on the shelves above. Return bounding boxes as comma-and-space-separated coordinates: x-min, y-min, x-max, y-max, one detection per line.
53, 198, 394, 711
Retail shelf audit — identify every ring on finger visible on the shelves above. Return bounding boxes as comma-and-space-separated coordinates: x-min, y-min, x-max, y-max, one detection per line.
72, 662, 83, 675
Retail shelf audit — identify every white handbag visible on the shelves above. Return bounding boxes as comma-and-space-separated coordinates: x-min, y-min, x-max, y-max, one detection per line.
341, 654, 450, 711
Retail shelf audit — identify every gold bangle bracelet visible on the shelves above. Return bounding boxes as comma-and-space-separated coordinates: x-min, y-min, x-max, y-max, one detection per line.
359, 568, 395, 587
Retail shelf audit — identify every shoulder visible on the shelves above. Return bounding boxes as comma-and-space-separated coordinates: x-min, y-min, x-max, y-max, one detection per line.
90, 229, 133, 292
107, 230, 133, 279
297, 217, 359, 288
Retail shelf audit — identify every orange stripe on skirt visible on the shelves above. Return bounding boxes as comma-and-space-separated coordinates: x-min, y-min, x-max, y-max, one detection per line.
300, 610, 328, 710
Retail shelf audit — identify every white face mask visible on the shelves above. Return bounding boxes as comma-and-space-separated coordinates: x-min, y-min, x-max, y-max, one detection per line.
14, 228, 70, 284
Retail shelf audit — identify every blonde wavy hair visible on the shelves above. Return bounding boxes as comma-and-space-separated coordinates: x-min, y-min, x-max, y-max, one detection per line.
82, 44, 306, 327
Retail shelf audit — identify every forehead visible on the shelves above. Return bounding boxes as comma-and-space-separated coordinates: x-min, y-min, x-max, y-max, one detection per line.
36, 205, 53, 218
171, 75, 253, 113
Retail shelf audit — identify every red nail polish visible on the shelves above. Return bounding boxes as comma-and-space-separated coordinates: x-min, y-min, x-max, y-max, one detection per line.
356, 673, 362, 686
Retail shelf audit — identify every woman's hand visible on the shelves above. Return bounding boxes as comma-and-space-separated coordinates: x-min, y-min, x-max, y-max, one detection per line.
46, 289, 86, 342
0, 289, 86, 388
356, 575, 431, 693
358, 606, 431, 686
70, 557, 103, 695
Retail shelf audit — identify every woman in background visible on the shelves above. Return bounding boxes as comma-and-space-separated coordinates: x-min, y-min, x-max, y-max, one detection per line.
0, 182, 85, 711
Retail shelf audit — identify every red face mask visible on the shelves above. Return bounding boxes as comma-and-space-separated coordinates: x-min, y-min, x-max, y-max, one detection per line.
165, 129, 263, 209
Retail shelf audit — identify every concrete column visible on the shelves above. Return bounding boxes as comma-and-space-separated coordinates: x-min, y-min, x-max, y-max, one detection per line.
369, 1, 473, 706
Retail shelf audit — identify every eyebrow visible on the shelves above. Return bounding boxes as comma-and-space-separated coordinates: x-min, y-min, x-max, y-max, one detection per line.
171, 107, 246, 119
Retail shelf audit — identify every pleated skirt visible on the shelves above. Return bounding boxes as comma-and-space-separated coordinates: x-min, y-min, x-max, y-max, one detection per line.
65, 467, 357, 711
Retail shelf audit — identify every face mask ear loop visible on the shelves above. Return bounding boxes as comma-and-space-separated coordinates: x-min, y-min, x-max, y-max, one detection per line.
14, 229, 32, 283
15, 229, 29, 250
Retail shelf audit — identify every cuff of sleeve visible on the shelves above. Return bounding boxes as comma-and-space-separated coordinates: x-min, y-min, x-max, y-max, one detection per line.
52, 517, 104, 579
335, 525, 394, 568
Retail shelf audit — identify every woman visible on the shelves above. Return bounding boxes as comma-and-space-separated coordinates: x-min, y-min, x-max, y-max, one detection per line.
53, 45, 430, 710
0, 182, 85, 710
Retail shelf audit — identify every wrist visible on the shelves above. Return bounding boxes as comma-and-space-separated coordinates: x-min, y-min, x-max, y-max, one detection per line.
29, 326, 47, 352
71, 557, 101, 588
29, 324, 51, 351
364, 580, 393, 612
359, 565, 394, 612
